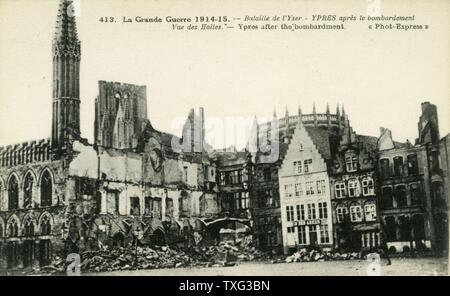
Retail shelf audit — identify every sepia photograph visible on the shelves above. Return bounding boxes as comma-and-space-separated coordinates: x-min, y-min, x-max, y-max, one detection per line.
0, 0, 448, 281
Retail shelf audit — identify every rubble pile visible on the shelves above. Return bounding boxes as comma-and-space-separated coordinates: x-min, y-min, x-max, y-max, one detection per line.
79, 246, 205, 273
25, 238, 270, 275
192, 240, 268, 266
284, 248, 361, 263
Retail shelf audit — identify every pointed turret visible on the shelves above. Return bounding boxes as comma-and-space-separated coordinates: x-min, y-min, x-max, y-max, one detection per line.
298, 104, 303, 125
313, 103, 318, 127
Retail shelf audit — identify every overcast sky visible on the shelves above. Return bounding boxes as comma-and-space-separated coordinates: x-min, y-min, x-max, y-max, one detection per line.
0, 0, 448, 149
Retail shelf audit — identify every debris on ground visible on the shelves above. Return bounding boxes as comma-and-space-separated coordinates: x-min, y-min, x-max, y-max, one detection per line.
25, 238, 270, 275
284, 248, 361, 263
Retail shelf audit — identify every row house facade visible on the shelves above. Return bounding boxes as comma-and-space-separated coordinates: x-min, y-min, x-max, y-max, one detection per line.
329, 120, 381, 252
377, 102, 448, 254
250, 106, 346, 254
279, 121, 335, 254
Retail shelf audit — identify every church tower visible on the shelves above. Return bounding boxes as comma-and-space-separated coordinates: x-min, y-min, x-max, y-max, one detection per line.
52, 0, 81, 148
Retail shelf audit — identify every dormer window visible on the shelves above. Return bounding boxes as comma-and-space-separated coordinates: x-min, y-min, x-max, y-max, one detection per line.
345, 154, 358, 172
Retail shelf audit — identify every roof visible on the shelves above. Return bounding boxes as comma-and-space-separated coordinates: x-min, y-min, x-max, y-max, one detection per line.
211, 151, 250, 167
305, 126, 333, 160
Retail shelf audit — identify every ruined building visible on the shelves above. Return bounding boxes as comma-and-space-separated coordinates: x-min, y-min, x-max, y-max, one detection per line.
0, 0, 223, 270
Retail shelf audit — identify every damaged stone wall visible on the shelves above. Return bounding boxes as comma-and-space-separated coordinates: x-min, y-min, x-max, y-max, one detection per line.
64, 139, 220, 253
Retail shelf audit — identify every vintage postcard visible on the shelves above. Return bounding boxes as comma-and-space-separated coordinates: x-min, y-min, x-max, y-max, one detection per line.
0, 0, 448, 280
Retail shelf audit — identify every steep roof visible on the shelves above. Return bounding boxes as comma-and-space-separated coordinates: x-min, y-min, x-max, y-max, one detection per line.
305, 127, 332, 160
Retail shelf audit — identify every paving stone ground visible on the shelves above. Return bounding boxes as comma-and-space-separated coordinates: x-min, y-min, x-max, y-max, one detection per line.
86, 257, 448, 276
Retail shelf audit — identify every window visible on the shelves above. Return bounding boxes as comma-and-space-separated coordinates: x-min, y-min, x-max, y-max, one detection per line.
293, 161, 302, 174
235, 192, 249, 210
395, 185, 407, 207
286, 206, 294, 222
295, 183, 303, 197
335, 182, 346, 198
407, 154, 419, 175
318, 202, 328, 219
350, 203, 363, 222
296, 204, 305, 221
320, 225, 330, 243
399, 216, 411, 241
336, 205, 348, 223
144, 196, 153, 217
230, 170, 243, 184
287, 226, 295, 233
263, 168, 271, 181
362, 177, 374, 196
129, 196, 141, 216
179, 191, 190, 215
380, 159, 391, 178
8, 176, 19, 210
106, 190, 119, 214
284, 184, 293, 198
219, 172, 226, 185
410, 183, 422, 205
298, 226, 307, 244
304, 159, 312, 173
306, 181, 315, 196
40, 215, 52, 236
316, 180, 326, 195
166, 198, 174, 217
381, 187, 393, 209
364, 201, 377, 221
307, 203, 316, 220
393, 156, 404, 176
7, 219, 19, 237
348, 179, 360, 197
345, 155, 358, 172
24, 173, 34, 209
40, 170, 53, 207
23, 216, 35, 237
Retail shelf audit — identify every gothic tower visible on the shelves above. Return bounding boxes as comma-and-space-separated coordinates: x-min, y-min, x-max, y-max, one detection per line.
52, 0, 81, 148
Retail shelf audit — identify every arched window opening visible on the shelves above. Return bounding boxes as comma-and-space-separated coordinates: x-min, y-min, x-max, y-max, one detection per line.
345, 153, 358, 172
336, 204, 348, 223
24, 173, 34, 209
381, 187, 393, 209
348, 179, 360, 197
23, 216, 35, 237
8, 218, 19, 237
361, 177, 374, 196
40, 170, 53, 207
395, 185, 407, 207
349, 203, 363, 222
364, 201, 377, 222
8, 176, 19, 210
393, 156, 404, 176
40, 215, 52, 236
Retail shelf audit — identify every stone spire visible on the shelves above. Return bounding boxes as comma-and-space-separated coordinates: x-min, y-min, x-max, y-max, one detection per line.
54, 0, 79, 43
52, 0, 81, 148
326, 103, 330, 114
